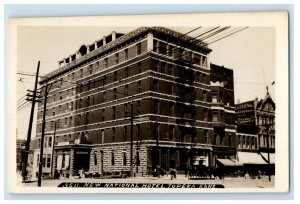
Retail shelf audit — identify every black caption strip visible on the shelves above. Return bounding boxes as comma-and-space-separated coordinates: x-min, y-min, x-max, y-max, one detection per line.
58, 183, 224, 188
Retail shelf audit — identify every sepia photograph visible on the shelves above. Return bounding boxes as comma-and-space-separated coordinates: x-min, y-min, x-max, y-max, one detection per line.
8, 12, 289, 193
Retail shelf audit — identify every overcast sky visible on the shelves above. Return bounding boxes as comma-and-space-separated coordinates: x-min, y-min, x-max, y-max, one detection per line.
16, 26, 275, 139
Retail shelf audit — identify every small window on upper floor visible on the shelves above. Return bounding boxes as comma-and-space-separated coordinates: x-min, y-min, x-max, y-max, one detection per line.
136, 43, 142, 55
124, 49, 128, 60
115, 53, 119, 64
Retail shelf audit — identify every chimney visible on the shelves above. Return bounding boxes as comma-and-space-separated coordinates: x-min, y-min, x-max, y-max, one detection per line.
112, 31, 116, 41
103, 36, 106, 45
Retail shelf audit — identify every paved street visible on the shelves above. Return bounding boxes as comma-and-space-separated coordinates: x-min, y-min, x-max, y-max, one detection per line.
19, 174, 275, 188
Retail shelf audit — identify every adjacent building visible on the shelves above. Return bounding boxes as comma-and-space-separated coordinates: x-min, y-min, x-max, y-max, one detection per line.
235, 90, 275, 175
29, 27, 240, 179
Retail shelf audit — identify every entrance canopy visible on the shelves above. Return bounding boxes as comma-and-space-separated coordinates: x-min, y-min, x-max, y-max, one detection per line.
237, 152, 274, 165
216, 158, 243, 166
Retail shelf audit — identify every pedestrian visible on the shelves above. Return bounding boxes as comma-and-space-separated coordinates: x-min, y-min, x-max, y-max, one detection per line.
170, 168, 174, 180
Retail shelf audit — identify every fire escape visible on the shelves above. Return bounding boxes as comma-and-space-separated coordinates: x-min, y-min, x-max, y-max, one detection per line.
174, 48, 197, 168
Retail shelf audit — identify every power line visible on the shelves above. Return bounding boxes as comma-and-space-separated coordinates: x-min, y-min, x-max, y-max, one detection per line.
206, 27, 249, 45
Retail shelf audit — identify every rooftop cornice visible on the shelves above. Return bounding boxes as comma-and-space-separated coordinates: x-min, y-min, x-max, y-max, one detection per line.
40, 27, 212, 84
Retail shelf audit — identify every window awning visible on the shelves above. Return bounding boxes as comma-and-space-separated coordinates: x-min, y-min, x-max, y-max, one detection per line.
216, 159, 243, 166
237, 152, 273, 165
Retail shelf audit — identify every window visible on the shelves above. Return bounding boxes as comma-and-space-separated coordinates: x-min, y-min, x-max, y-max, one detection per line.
103, 76, 106, 86
195, 72, 200, 82
48, 137, 52, 147
102, 109, 105, 121
125, 85, 128, 96
123, 126, 128, 141
69, 116, 72, 126
138, 62, 142, 73
203, 90, 207, 102
137, 81, 141, 93
212, 110, 219, 122
194, 54, 201, 65
170, 102, 174, 116
89, 65, 93, 75
136, 43, 141, 55
112, 106, 116, 119
202, 73, 207, 83
204, 130, 209, 144
104, 58, 108, 68
59, 105, 62, 114
113, 88, 117, 100
160, 62, 166, 74
96, 61, 100, 71
111, 151, 115, 166
204, 109, 208, 122
153, 40, 159, 52
212, 94, 218, 103
53, 94, 56, 102
44, 138, 48, 148
167, 44, 174, 57
115, 53, 119, 64
159, 42, 167, 54
65, 117, 68, 125
86, 112, 89, 124
71, 73, 75, 81
80, 69, 83, 78
125, 67, 129, 78
153, 79, 159, 92
42, 154, 46, 167
70, 102, 73, 111
168, 82, 173, 95
112, 128, 115, 142
114, 71, 117, 81
59, 92, 62, 100
124, 49, 128, 60
124, 103, 128, 115
103, 91, 106, 102
46, 154, 51, 168
228, 134, 232, 147
169, 126, 174, 141
167, 65, 173, 75
52, 108, 55, 116
123, 152, 127, 166
154, 99, 159, 114
202, 56, 207, 67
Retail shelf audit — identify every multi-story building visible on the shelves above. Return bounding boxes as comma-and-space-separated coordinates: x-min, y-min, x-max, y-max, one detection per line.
235, 90, 275, 174
30, 27, 238, 179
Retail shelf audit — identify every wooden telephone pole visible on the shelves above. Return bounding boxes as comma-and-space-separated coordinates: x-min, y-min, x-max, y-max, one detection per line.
21, 61, 41, 182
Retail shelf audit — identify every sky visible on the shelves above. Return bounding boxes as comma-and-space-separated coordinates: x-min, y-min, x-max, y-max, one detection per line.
16, 26, 275, 140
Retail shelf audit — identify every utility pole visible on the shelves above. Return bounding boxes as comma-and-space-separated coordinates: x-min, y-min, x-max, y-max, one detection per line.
22, 61, 41, 183
50, 121, 60, 177
130, 103, 134, 177
38, 82, 52, 187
